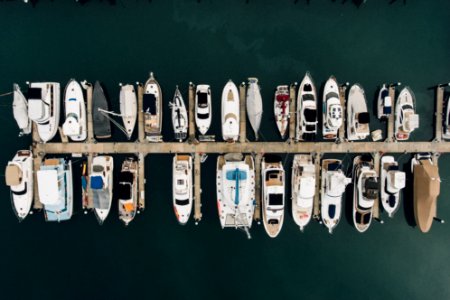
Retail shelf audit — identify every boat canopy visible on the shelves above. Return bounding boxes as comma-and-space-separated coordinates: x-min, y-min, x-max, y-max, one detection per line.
28, 87, 42, 100
304, 108, 317, 122
268, 193, 283, 206
143, 94, 157, 115
299, 177, 315, 198
5, 165, 22, 186
118, 182, 131, 200
37, 170, 60, 205
197, 92, 208, 107
363, 178, 379, 200
119, 171, 133, 184
358, 112, 370, 124
90, 176, 104, 190
404, 114, 419, 131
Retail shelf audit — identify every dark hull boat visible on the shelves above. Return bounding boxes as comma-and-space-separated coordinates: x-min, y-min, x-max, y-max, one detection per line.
93, 81, 112, 139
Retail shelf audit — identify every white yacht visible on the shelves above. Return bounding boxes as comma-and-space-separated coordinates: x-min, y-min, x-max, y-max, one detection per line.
62, 79, 87, 141
90, 156, 114, 225
170, 86, 188, 142
347, 84, 370, 141
37, 158, 73, 222
221, 80, 240, 142
143, 72, 162, 141
5, 150, 33, 221
12, 84, 31, 136
274, 85, 290, 139
320, 159, 351, 233
173, 154, 193, 225
291, 154, 315, 231
119, 84, 137, 139
195, 84, 212, 136
262, 155, 285, 238
380, 156, 405, 218
246, 77, 263, 140
322, 76, 342, 140
296, 72, 318, 141
395, 87, 419, 141
118, 158, 138, 226
443, 96, 450, 140
377, 84, 392, 119
352, 155, 378, 233
27, 82, 60, 143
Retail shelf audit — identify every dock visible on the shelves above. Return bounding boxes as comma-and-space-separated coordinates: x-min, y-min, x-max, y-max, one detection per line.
84, 153, 94, 210
435, 86, 444, 141
253, 153, 262, 222
32, 122, 43, 210
239, 83, 247, 143
138, 153, 146, 211
289, 84, 296, 141
188, 83, 197, 143
313, 152, 321, 219
137, 83, 145, 142
194, 152, 202, 223
338, 85, 346, 141
386, 86, 396, 142
372, 152, 381, 221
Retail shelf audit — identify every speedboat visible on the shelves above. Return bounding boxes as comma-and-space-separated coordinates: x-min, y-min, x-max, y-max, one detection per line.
62, 79, 87, 141
170, 86, 188, 142
443, 96, 450, 140
274, 85, 290, 139
377, 84, 392, 119
195, 84, 212, 136
347, 84, 370, 141
352, 155, 378, 233
322, 76, 342, 140
216, 153, 255, 234
118, 157, 138, 226
27, 82, 60, 143
12, 84, 31, 136
173, 154, 193, 225
395, 87, 419, 141
92, 81, 112, 139
380, 156, 405, 218
320, 159, 351, 233
90, 156, 114, 225
291, 154, 315, 231
262, 155, 285, 238
412, 153, 440, 233
119, 84, 137, 139
5, 150, 33, 221
143, 72, 163, 141
221, 80, 240, 142
37, 158, 73, 222
296, 72, 318, 141
246, 77, 263, 140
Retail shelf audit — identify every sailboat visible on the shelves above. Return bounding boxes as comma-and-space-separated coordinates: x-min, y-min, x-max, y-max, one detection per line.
377, 84, 392, 119
380, 156, 405, 218
119, 84, 137, 139
274, 85, 290, 139
90, 156, 114, 225
347, 84, 370, 141
62, 79, 87, 141
170, 86, 188, 142
246, 78, 263, 140
173, 154, 193, 225
5, 150, 33, 221
118, 157, 138, 226
296, 72, 318, 141
322, 76, 342, 140
395, 87, 419, 141
221, 80, 240, 142
12, 84, 31, 136
195, 84, 212, 136
92, 81, 112, 139
143, 72, 163, 141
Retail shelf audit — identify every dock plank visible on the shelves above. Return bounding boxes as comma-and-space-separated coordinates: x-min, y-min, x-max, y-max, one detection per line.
239, 83, 246, 143
188, 83, 197, 143
138, 153, 146, 211
194, 152, 202, 222
137, 84, 145, 142
289, 84, 296, 141
436, 86, 444, 141
253, 153, 262, 222
313, 153, 321, 218
373, 152, 380, 220
338, 85, 347, 141
387, 86, 395, 142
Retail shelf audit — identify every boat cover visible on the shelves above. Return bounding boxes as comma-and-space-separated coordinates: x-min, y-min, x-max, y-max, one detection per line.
92, 81, 111, 138
90, 176, 104, 190
226, 169, 247, 181
143, 94, 157, 115
37, 170, 60, 205
118, 183, 131, 200
5, 165, 21, 186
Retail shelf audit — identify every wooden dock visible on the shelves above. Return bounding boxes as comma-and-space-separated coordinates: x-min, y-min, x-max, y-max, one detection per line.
194, 152, 202, 223
372, 152, 381, 220
435, 86, 444, 141
188, 83, 197, 143
137, 83, 145, 142
289, 84, 296, 141
313, 152, 321, 219
338, 85, 347, 141
239, 83, 247, 143
138, 153, 146, 211
32, 122, 43, 210
84, 154, 94, 210
253, 153, 262, 222
387, 86, 396, 142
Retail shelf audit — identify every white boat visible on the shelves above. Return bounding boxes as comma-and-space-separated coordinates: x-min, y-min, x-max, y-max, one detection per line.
443, 96, 450, 140
195, 84, 212, 136
118, 157, 138, 226
119, 84, 137, 139
246, 77, 263, 140
395, 87, 419, 141
90, 156, 114, 225
352, 155, 378, 233
143, 72, 162, 141
274, 85, 290, 139
347, 84, 370, 141
296, 72, 318, 141
380, 156, 405, 218
37, 158, 73, 222
62, 79, 87, 141
322, 76, 342, 140
173, 154, 193, 225
377, 84, 392, 119
27, 82, 60, 143
12, 84, 31, 136
170, 86, 188, 142
221, 80, 240, 142
291, 154, 315, 231
320, 159, 351, 233
262, 155, 285, 238
5, 150, 33, 221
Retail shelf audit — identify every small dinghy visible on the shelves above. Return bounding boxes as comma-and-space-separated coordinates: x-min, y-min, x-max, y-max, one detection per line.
221, 80, 240, 142
377, 84, 392, 119
92, 81, 112, 139
195, 84, 212, 136
62, 79, 87, 141
274, 85, 290, 139
395, 87, 419, 141
380, 156, 405, 218
296, 72, 318, 141
173, 154, 193, 225
322, 76, 342, 140
143, 72, 163, 142
119, 84, 137, 139
170, 86, 188, 141
246, 77, 263, 140
347, 84, 370, 141
12, 84, 31, 136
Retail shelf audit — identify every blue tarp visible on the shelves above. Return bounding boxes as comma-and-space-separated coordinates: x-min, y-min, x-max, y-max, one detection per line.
226, 169, 247, 181
90, 176, 104, 190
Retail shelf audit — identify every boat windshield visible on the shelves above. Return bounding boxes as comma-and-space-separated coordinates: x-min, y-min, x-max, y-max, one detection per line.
143, 94, 157, 114
328, 204, 336, 219
197, 112, 209, 119
403, 104, 414, 111
358, 112, 370, 124
304, 108, 316, 122
197, 92, 208, 107
93, 165, 104, 173
175, 199, 189, 206
268, 193, 283, 206
302, 94, 315, 101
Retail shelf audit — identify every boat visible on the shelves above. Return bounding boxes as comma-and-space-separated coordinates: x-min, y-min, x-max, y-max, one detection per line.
173, 154, 193, 225
27, 82, 60, 143
12, 84, 31, 136
320, 159, 351, 233
322, 76, 342, 140
37, 158, 73, 222
412, 153, 440, 233
143, 72, 163, 141
296, 72, 318, 141
380, 156, 405, 218
352, 155, 378, 233
377, 84, 392, 119
274, 85, 290, 139
90, 156, 114, 225
443, 96, 450, 140
291, 154, 316, 231
195, 84, 212, 136
347, 84, 370, 141
221, 80, 240, 142
395, 87, 419, 141
119, 84, 137, 139
216, 153, 255, 236
262, 155, 285, 238
118, 157, 138, 226
170, 86, 188, 142
5, 150, 33, 221
62, 79, 87, 141
92, 81, 112, 139
246, 77, 263, 140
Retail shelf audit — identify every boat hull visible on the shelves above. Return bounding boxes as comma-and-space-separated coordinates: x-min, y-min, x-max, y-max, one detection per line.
120, 84, 137, 139
246, 78, 263, 140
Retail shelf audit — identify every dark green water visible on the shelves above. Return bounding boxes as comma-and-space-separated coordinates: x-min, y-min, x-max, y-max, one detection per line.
1, 1, 450, 299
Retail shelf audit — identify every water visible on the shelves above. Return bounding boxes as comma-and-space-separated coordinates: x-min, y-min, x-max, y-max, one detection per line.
1, 1, 450, 299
